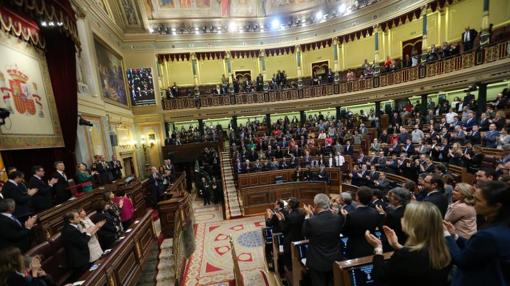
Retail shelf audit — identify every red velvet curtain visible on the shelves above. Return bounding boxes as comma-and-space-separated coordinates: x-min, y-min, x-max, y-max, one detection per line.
2, 22, 77, 177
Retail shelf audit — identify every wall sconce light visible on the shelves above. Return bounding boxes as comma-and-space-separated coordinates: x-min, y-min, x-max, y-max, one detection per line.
147, 134, 156, 148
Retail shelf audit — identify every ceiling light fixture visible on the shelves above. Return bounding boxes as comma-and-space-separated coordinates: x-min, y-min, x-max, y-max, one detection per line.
228, 22, 237, 32
338, 4, 346, 14
271, 18, 280, 30
315, 11, 323, 20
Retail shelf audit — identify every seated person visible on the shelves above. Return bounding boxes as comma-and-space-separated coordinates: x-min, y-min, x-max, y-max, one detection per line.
373, 172, 391, 191
317, 166, 329, 182
0, 247, 55, 286
293, 168, 302, 181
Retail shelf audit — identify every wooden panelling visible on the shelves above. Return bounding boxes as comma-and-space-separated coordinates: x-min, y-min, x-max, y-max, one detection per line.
238, 168, 341, 193
241, 182, 328, 215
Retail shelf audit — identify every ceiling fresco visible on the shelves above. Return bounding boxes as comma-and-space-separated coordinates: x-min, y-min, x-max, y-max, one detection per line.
147, 0, 347, 19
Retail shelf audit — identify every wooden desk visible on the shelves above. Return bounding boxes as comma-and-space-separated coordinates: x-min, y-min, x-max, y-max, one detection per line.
290, 240, 309, 286
78, 210, 155, 286
162, 141, 223, 163
26, 210, 154, 286
238, 167, 341, 193
333, 252, 393, 286
157, 173, 190, 238
241, 181, 328, 215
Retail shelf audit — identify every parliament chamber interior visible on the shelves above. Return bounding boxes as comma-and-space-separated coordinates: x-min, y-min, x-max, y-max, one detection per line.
0, 0, 510, 285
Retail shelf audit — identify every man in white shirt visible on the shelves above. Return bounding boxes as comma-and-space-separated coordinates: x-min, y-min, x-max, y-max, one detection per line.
335, 151, 345, 167
445, 108, 458, 125
411, 125, 425, 144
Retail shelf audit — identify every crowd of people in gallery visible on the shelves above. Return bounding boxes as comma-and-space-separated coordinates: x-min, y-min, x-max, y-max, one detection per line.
163, 27, 480, 99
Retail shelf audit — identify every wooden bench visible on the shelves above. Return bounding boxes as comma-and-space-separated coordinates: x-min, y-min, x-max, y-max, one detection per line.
33, 178, 147, 245
447, 164, 474, 184
341, 183, 360, 194
384, 173, 412, 185
333, 252, 393, 286
272, 232, 285, 278
157, 173, 190, 238
290, 240, 310, 286
238, 167, 341, 193
240, 181, 329, 215
26, 210, 154, 286
230, 235, 270, 286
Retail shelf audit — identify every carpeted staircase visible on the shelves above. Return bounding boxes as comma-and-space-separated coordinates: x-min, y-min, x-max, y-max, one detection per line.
156, 238, 176, 285
136, 242, 160, 286
221, 144, 243, 218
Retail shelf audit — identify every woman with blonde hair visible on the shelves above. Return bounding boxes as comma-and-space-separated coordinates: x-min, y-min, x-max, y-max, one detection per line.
365, 202, 451, 286
445, 183, 477, 239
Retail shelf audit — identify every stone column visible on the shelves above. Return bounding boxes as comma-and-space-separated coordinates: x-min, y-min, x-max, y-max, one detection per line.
191, 53, 199, 86
480, 0, 491, 47
422, 6, 429, 50
374, 25, 380, 62
477, 83, 487, 118
300, 110, 306, 125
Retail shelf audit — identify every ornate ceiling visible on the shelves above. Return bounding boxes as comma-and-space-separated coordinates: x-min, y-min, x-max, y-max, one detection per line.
84, 0, 428, 50
102, 0, 379, 34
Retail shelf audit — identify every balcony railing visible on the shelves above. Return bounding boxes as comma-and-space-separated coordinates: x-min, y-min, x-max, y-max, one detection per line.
162, 41, 509, 110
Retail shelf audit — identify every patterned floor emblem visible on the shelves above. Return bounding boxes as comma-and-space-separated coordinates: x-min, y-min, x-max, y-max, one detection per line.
182, 216, 266, 286
237, 230, 264, 248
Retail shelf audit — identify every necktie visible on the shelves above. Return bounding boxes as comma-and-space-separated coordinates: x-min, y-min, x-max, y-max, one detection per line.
11, 215, 22, 227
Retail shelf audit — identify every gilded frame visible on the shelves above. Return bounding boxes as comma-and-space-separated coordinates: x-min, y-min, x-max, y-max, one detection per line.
93, 35, 131, 109
0, 31, 64, 150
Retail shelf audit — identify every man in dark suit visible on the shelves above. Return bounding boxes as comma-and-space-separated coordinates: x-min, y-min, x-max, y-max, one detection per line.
109, 155, 123, 180
28, 165, 58, 212
383, 188, 410, 250
342, 187, 384, 259
93, 155, 112, 185
62, 210, 103, 281
302, 193, 345, 286
422, 174, 448, 217
0, 199, 37, 252
467, 125, 482, 145
276, 197, 305, 270
2, 171, 37, 222
52, 161, 71, 204
344, 141, 354, 155
403, 139, 415, 156
148, 167, 165, 207
462, 26, 478, 51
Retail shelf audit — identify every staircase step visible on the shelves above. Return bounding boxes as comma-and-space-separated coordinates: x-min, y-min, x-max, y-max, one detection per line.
160, 239, 173, 249
156, 268, 175, 281
159, 250, 173, 260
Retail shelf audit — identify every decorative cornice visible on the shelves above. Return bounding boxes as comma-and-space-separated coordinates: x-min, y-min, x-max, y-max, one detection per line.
121, 0, 428, 52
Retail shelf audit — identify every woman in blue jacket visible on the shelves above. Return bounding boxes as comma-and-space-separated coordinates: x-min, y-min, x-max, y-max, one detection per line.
444, 180, 510, 286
